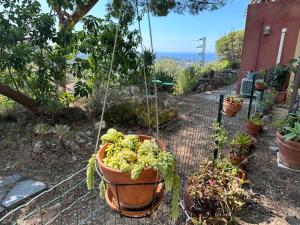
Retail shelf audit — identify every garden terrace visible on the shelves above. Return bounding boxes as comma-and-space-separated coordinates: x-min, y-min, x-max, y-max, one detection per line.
1, 93, 299, 225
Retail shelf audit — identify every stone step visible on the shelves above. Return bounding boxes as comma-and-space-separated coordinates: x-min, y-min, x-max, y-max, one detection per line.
1, 180, 47, 208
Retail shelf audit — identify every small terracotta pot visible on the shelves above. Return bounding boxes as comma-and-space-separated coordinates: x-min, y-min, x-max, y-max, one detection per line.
276, 133, 300, 170
229, 154, 245, 167
244, 122, 262, 137
275, 91, 287, 104
223, 100, 242, 117
96, 135, 166, 210
255, 83, 266, 91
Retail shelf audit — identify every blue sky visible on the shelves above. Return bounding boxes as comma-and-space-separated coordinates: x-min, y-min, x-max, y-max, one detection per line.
40, 0, 248, 53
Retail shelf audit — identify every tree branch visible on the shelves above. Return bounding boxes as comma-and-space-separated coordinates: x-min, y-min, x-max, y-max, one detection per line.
0, 83, 38, 112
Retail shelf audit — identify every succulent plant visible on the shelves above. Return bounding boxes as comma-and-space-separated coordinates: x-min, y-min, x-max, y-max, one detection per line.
225, 95, 244, 105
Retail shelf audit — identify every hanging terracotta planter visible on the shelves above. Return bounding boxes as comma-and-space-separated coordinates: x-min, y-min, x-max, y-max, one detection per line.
96, 135, 165, 210
276, 133, 300, 170
223, 95, 243, 117
255, 82, 267, 91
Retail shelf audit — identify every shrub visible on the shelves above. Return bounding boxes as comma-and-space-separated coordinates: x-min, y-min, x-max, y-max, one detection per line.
187, 160, 249, 225
175, 67, 198, 94
104, 99, 177, 129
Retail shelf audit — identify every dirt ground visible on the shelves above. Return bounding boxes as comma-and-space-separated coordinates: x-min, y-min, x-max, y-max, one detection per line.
0, 92, 300, 225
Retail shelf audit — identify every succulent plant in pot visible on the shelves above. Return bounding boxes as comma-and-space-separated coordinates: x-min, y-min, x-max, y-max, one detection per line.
255, 79, 267, 91
223, 95, 244, 117
184, 160, 249, 225
86, 129, 180, 220
274, 111, 300, 169
229, 133, 256, 166
244, 115, 264, 137
270, 64, 290, 103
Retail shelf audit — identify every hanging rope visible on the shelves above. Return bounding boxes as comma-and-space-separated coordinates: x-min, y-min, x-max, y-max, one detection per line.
146, 0, 160, 138
94, 0, 124, 154
135, 0, 151, 131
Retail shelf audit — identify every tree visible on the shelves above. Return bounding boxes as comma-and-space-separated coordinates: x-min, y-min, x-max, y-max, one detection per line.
0, 0, 229, 112
216, 30, 244, 62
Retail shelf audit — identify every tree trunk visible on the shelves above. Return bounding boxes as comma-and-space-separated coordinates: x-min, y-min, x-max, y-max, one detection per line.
0, 83, 38, 112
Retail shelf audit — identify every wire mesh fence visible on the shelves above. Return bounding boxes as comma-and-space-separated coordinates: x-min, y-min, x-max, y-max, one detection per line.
0, 94, 259, 225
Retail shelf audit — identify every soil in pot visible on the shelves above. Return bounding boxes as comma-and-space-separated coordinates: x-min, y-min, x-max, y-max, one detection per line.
277, 133, 300, 170
244, 122, 262, 137
223, 100, 242, 117
96, 135, 165, 210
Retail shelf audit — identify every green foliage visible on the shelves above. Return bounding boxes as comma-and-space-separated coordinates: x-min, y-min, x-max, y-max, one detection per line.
86, 154, 96, 190
225, 95, 244, 105
34, 123, 52, 136
0, 0, 62, 105
155, 59, 183, 78
52, 124, 70, 137
216, 30, 244, 62
59, 92, 75, 106
275, 111, 300, 142
248, 115, 263, 126
270, 64, 290, 91
99, 180, 106, 199
154, 71, 174, 83
175, 67, 198, 94
213, 123, 228, 149
104, 100, 177, 129
284, 122, 300, 141
87, 128, 180, 221
197, 60, 231, 77
187, 160, 249, 225
230, 133, 252, 156
0, 96, 14, 114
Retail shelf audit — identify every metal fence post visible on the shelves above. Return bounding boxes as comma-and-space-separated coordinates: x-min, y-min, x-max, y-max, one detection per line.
248, 73, 256, 119
214, 94, 224, 161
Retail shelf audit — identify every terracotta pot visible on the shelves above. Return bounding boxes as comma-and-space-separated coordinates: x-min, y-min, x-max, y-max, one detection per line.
276, 133, 300, 170
244, 122, 262, 137
223, 100, 242, 117
275, 91, 287, 104
96, 135, 166, 209
255, 83, 266, 91
229, 154, 246, 166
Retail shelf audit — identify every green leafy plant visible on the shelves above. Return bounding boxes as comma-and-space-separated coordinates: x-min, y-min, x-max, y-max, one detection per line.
270, 64, 290, 91
34, 123, 52, 136
283, 122, 300, 141
273, 112, 300, 136
225, 95, 243, 105
230, 133, 252, 156
213, 123, 228, 149
59, 92, 76, 107
52, 124, 71, 148
248, 115, 263, 126
86, 128, 180, 221
187, 160, 249, 225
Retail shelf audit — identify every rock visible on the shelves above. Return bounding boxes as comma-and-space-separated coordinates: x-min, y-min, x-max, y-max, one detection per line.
0, 174, 21, 189
33, 141, 45, 154
71, 156, 77, 162
86, 131, 92, 136
0, 189, 8, 202
270, 146, 279, 154
76, 136, 85, 144
2, 180, 47, 208
68, 141, 81, 151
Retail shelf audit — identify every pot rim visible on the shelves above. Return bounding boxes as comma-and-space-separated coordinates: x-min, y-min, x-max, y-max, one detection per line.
224, 99, 242, 106
96, 134, 165, 174
276, 132, 300, 145
245, 121, 262, 128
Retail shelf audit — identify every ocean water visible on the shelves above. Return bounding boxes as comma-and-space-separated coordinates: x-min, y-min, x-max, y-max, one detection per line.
156, 52, 217, 63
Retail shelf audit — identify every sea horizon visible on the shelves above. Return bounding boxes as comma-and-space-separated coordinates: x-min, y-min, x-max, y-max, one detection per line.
156, 51, 216, 63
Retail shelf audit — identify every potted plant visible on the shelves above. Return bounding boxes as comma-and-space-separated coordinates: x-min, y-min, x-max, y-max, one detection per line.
86, 129, 180, 220
270, 64, 290, 103
274, 112, 300, 169
244, 115, 264, 137
184, 160, 249, 225
229, 133, 256, 166
223, 95, 244, 117
255, 79, 267, 91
